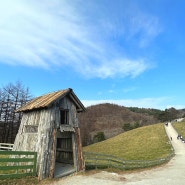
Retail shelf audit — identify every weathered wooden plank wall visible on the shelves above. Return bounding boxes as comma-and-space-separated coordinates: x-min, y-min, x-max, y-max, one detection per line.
13, 96, 84, 180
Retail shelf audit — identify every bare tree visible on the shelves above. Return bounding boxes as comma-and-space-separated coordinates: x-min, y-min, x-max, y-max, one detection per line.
0, 81, 32, 143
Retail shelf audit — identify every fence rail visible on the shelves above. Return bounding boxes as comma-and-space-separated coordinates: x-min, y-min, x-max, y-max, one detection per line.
83, 151, 175, 170
0, 151, 37, 179
0, 143, 14, 151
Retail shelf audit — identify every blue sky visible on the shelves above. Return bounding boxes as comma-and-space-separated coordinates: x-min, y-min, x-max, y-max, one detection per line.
0, 0, 185, 110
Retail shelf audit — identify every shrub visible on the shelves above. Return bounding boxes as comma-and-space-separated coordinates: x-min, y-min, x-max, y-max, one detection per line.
134, 122, 140, 129
122, 123, 133, 131
93, 132, 105, 143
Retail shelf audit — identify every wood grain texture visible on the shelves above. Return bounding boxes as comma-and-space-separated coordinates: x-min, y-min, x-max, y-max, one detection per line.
13, 96, 85, 180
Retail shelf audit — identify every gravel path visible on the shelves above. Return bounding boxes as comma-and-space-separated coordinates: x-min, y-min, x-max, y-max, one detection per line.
52, 123, 185, 185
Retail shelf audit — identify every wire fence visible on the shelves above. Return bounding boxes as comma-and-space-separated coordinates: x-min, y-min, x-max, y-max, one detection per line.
83, 151, 175, 170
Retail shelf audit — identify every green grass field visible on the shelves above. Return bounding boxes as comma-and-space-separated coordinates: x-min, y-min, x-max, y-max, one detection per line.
83, 123, 172, 160
172, 119, 185, 137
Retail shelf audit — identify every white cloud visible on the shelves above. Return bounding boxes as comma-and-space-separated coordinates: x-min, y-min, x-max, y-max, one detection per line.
126, 5, 162, 48
78, 58, 150, 79
0, 0, 160, 78
82, 97, 178, 110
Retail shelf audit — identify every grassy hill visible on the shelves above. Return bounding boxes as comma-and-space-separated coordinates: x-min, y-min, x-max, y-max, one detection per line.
83, 123, 172, 160
78, 103, 159, 146
172, 119, 185, 137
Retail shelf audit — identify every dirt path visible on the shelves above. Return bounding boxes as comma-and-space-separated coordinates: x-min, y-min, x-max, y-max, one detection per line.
51, 123, 185, 185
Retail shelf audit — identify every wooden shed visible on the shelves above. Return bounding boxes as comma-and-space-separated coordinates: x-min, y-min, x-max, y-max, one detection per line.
13, 88, 86, 180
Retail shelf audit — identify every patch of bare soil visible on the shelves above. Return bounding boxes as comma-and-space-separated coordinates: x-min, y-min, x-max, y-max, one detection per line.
90, 171, 126, 181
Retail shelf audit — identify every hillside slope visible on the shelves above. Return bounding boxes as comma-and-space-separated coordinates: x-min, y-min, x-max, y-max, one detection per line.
83, 123, 171, 160
78, 103, 159, 146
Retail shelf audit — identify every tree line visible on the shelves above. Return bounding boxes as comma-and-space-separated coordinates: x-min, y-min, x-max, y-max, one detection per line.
127, 107, 181, 122
0, 81, 31, 143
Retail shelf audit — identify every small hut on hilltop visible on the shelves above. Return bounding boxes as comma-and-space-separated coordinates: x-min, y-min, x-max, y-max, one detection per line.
13, 88, 86, 180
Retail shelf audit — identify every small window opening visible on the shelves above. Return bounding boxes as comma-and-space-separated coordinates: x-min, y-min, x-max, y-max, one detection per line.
60, 109, 69, 124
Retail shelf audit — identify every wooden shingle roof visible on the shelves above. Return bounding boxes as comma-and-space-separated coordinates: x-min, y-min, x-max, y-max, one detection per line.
16, 88, 86, 112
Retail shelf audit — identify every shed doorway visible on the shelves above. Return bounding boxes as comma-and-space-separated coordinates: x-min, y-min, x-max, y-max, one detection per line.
54, 131, 76, 178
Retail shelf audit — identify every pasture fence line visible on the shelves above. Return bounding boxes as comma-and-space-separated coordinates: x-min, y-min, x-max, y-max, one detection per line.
0, 143, 14, 151
83, 151, 175, 170
0, 151, 37, 179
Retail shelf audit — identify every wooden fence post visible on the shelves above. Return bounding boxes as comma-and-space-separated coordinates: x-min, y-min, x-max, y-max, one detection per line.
33, 152, 37, 176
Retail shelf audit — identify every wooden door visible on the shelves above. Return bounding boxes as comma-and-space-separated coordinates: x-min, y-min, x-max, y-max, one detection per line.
56, 132, 73, 164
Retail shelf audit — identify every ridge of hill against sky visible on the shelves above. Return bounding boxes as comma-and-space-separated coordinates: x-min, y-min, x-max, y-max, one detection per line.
0, 0, 185, 110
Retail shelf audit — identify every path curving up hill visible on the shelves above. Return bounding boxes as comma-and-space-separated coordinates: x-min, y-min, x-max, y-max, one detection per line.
52, 123, 185, 185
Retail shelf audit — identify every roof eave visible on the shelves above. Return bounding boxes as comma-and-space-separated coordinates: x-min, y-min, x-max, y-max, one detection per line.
15, 88, 86, 113
69, 90, 86, 112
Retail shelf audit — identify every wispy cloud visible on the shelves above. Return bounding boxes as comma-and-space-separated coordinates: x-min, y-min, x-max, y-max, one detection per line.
0, 0, 161, 78
122, 86, 137, 93
128, 10, 162, 48
78, 58, 150, 79
82, 97, 176, 110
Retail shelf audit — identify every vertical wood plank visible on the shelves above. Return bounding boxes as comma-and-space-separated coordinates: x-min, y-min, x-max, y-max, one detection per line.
49, 128, 57, 178
75, 127, 85, 171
